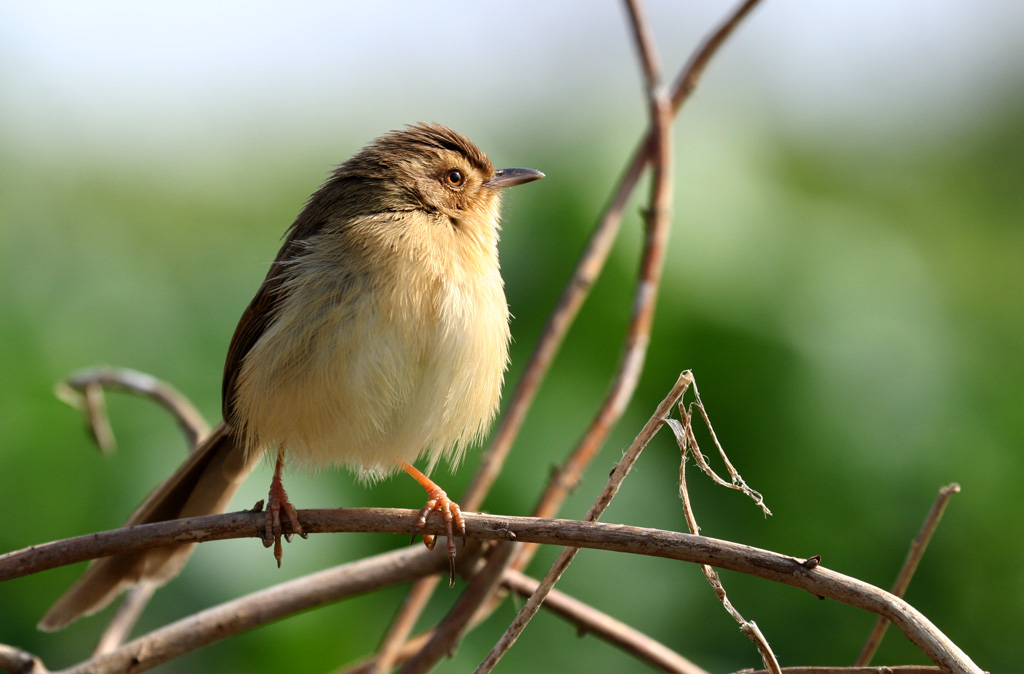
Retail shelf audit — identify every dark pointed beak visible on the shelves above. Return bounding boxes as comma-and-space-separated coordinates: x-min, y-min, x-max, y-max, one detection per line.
485, 167, 545, 189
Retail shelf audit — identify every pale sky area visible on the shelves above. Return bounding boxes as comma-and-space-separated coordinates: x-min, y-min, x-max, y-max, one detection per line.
2, 1, 1023, 159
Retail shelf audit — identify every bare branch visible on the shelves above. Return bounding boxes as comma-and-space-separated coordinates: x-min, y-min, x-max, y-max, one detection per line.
472, 345, 685, 674
675, 377, 770, 514
55, 546, 445, 674
5, 505, 983, 673
56, 367, 210, 453
338, 634, 431, 674
91, 582, 157, 656
502, 569, 709, 674
624, 0, 663, 89
340, 566, 708, 674
10, 4, 982, 674
0, 645, 49, 674
52, 370, 213, 651
669, 0, 762, 112
369, 575, 441, 674
513, 0, 764, 565
458, 0, 765, 517
397, 542, 517, 674
2, 510, 254, 582
855, 484, 962, 667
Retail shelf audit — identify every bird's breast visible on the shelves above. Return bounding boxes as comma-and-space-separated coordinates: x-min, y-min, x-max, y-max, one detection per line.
233, 226, 510, 478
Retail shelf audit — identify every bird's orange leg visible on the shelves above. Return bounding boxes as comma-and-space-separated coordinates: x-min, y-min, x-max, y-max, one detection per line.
264, 449, 305, 567
403, 462, 465, 587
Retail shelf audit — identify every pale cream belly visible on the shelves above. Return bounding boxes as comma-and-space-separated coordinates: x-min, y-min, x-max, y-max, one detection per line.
232, 274, 508, 479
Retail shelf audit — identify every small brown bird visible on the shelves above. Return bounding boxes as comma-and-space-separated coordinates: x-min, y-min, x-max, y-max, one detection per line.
40, 123, 543, 631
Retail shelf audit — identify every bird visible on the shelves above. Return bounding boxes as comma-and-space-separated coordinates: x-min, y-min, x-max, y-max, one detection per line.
39, 123, 544, 631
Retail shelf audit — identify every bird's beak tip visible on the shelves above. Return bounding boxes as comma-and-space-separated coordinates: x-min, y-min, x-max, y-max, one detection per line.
485, 168, 545, 189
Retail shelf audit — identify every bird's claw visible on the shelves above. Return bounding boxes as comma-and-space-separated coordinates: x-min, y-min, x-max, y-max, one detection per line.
265, 479, 305, 568
412, 488, 465, 588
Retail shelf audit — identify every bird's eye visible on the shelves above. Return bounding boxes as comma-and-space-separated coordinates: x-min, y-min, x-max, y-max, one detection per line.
445, 169, 464, 187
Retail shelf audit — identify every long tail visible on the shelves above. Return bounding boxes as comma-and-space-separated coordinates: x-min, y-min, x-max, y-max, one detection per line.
39, 423, 256, 631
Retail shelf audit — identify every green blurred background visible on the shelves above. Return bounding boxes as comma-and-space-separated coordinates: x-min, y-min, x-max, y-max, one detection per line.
2, 2, 1021, 672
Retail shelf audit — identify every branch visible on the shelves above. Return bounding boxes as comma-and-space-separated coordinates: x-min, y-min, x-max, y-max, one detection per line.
669, 0, 761, 111
501, 569, 709, 674
4, 508, 983, 674
339, 568, 709, 674
458, 0, 764, 517
625, 0, 663, 90
0, 645, 48, 674
514, 0, 763, 566
477, 371, 687, 674
55, 367, 210, 453
397, 541, 517, 674
9, 4, 978, 674
855, 484, 962, 666
57, 546, 444, 674
368, 574, 441, 674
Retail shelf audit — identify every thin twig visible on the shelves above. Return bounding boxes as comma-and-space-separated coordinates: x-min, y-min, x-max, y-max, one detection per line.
513, 0, 762, 565
474, 374, 690, 674
854, 483, 961, 667
669, 0, 761, 111
514, 0, 677, 540
54, 367, 212, 651
369, 575, 441, 674
458, 0, 765, 517
665, 417, 768, 514
6, 3, 979, 673
56, 367, 210, 452
397, 542, 517, 674
91, 582, 157, 656
625, 0, 662, 88
502, 569, 709, 674
681, 378, 770, 514
517, 19, 670, 526
338, 633, 432, 674
340, 566, 707, 674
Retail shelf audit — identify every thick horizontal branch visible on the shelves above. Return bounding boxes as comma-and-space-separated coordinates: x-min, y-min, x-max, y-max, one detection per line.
11, 507, 814, 584
1, 508, 983, 674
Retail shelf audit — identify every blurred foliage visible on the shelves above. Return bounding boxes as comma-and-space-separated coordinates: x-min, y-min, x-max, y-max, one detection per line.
1, 98, 1021, 674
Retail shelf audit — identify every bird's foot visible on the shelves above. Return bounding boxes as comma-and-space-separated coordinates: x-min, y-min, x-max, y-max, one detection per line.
404, 463, 465, 588
413, 487, 465, 587
264, 454, 306, 567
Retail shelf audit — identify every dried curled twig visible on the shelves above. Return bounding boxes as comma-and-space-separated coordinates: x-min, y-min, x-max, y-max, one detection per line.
55, 367, 210, 453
